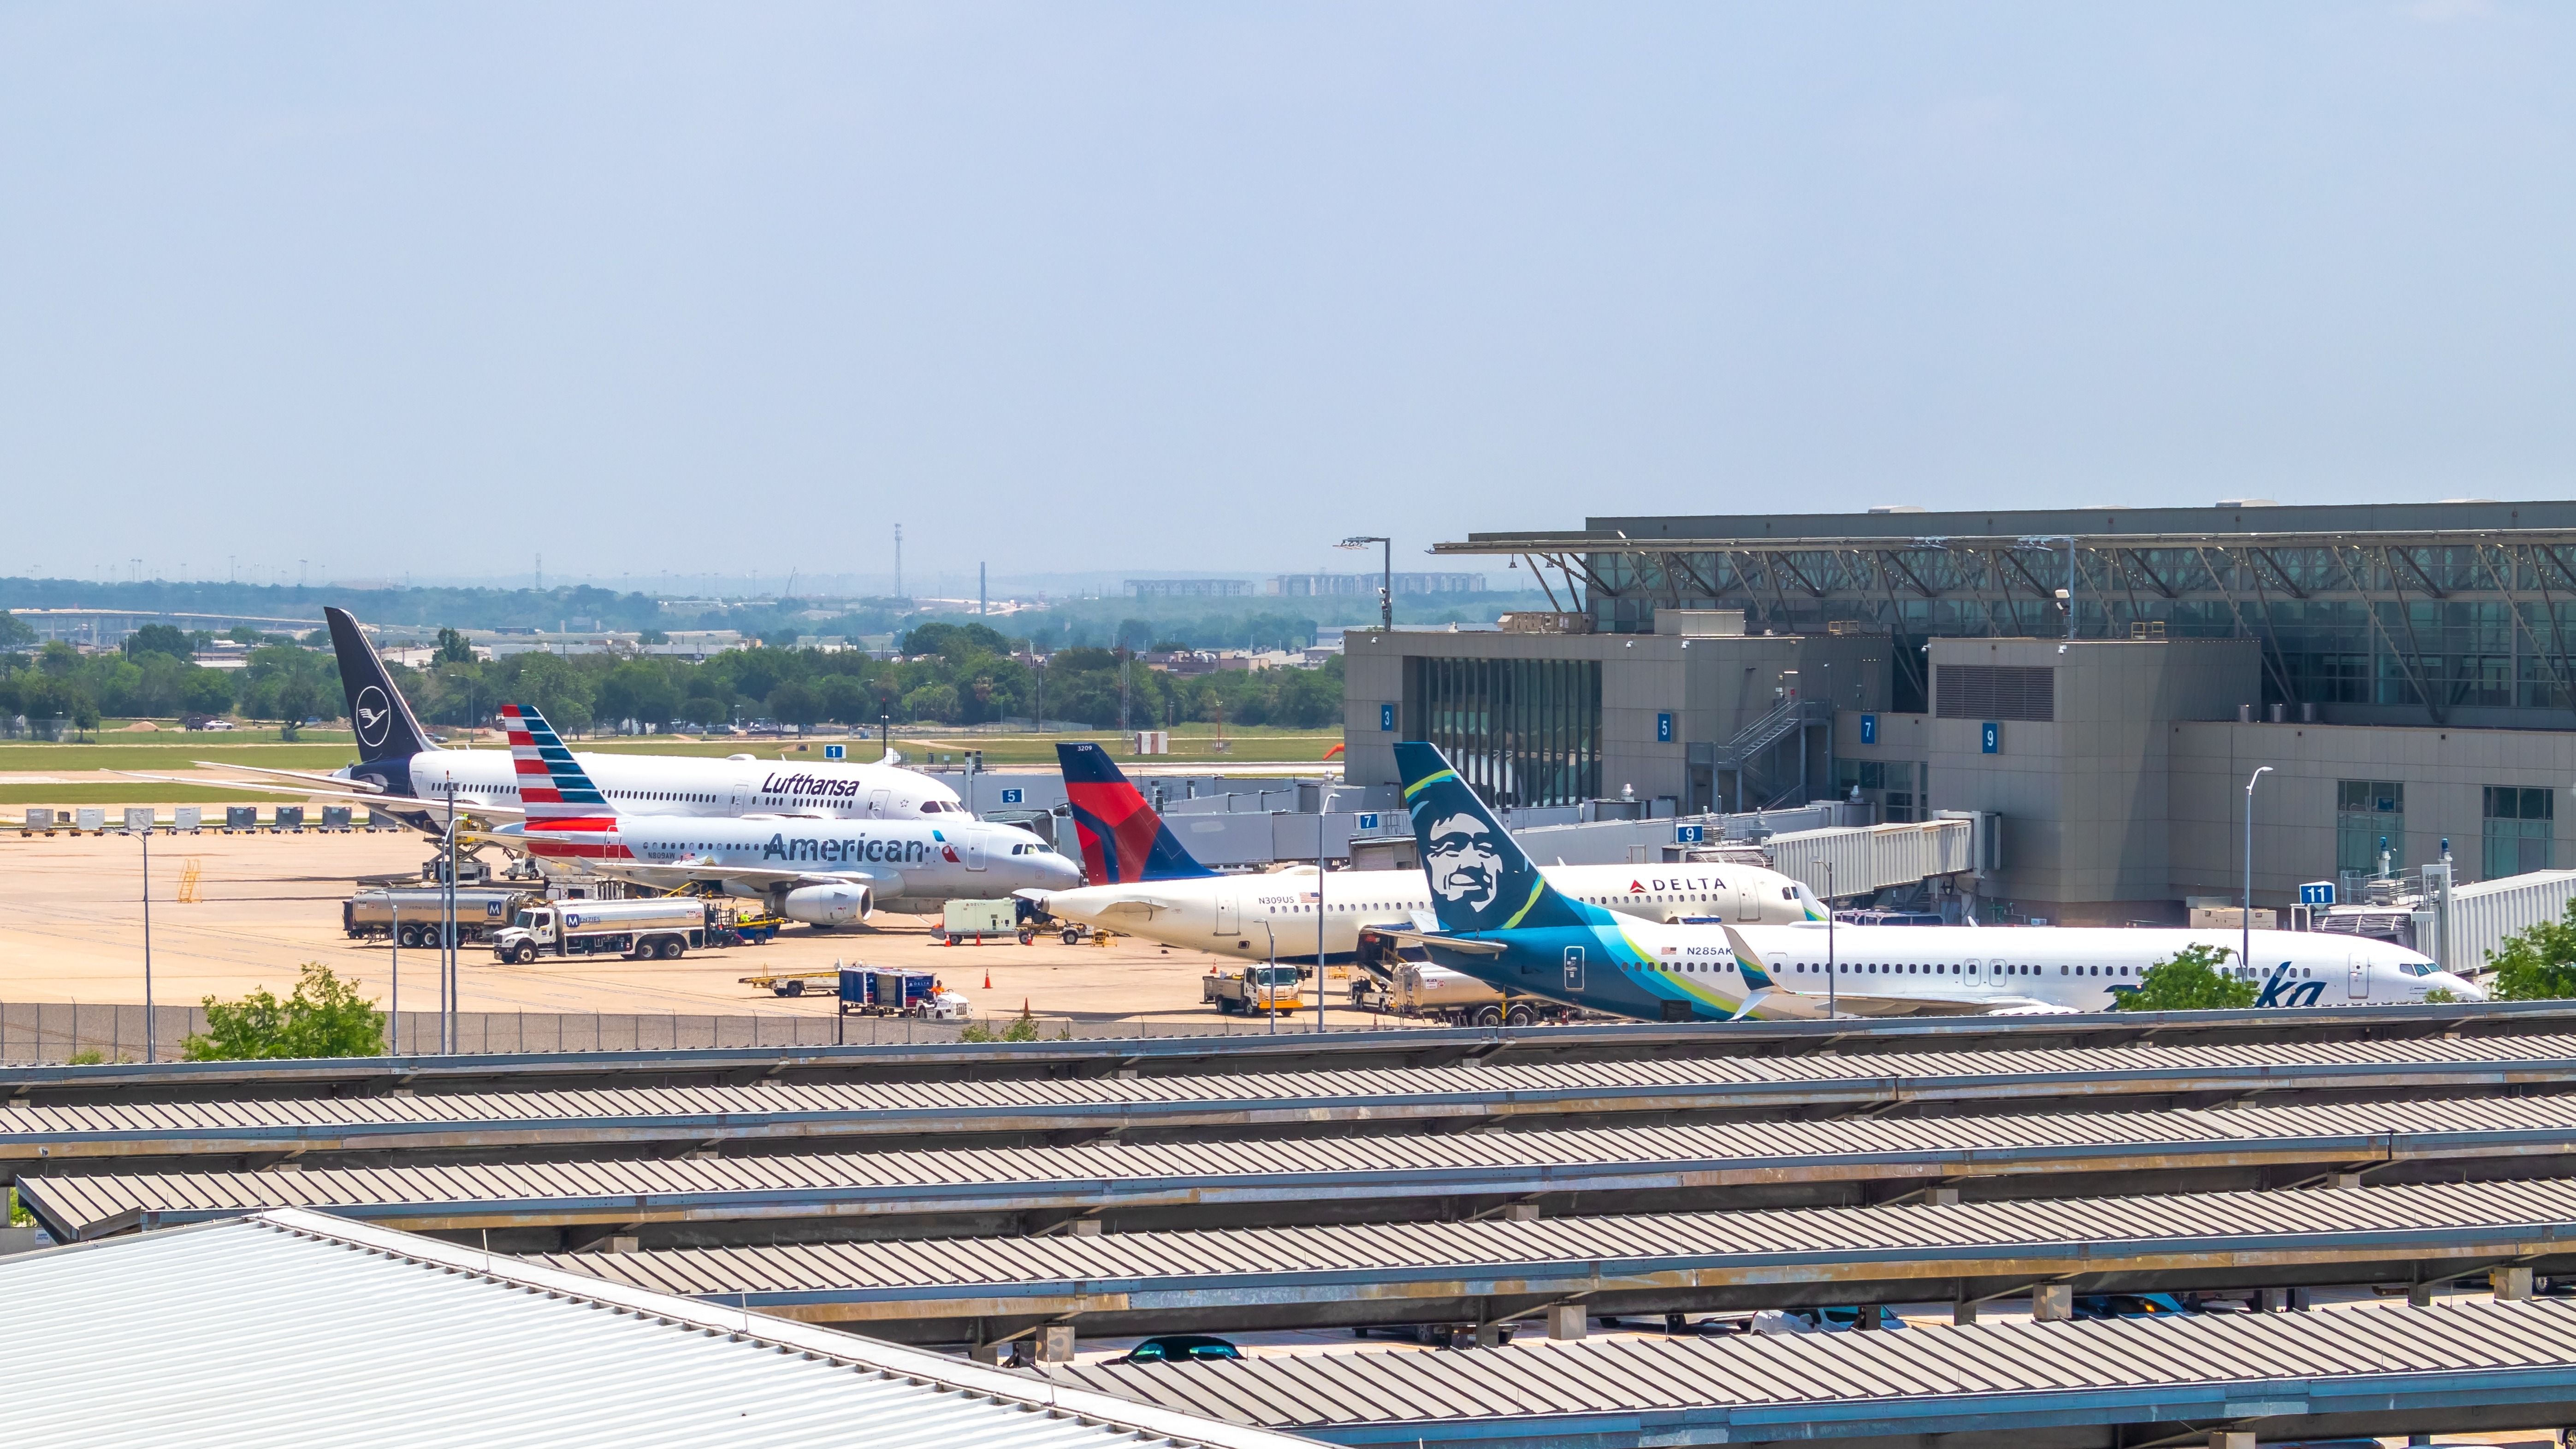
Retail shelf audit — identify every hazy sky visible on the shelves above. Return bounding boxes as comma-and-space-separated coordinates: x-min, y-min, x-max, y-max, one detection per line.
4, 2, 2571, 590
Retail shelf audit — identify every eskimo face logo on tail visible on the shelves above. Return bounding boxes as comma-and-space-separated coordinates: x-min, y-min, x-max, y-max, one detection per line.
1427, 813, 1504, 917
355, 686, 392, 751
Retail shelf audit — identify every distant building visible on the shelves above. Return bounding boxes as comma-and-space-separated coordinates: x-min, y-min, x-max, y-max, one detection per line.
1270, 572, 1486, 597
1124, 579, 1254, 598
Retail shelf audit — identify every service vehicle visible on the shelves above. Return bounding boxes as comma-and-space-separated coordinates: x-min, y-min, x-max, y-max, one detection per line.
1202, 964, 1306, 1016
343, 887, 536, 947
937, 898, 1023, 945
491, 898, 713, 963
836, 967, 943, 1016
1374, 959, 1580, 1028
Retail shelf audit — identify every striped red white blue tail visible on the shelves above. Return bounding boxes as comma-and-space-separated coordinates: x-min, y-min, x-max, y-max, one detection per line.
502, 704, 614, 821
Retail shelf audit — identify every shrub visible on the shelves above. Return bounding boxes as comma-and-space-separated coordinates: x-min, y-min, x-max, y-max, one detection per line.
2486, 899, 2576, 1000
2109, 943, 2256, 1011
182, 962, 385, 1060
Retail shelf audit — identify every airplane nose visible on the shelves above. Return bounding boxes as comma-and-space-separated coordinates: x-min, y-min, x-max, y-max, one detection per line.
1042, 854, 1082, 889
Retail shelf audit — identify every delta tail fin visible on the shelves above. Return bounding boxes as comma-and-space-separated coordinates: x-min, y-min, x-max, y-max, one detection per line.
326, 607, 435, 764
1056, 741, 1218, 883
1394, 741, 1596, 936
501, 704, 615, 822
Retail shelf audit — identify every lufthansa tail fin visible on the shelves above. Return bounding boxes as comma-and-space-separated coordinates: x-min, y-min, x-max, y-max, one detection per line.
1056, 741, 1218, 883
501, 704, 615, 821
327, 607, 435, 764
1394, 741, 1595, 936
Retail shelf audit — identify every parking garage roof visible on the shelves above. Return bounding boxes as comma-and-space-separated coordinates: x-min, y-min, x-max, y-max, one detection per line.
0, 1208, 1310, 1449
15, 1031, 2576, 1171
26, 1094, 2576, 1242
536, 1177, 2576, 1330
1043, 1296, 2576, 1448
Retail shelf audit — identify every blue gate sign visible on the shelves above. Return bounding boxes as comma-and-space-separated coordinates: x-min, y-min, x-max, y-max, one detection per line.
1000, 788, 1024, 805
1380, 703, 1396, 731
1656, 712, 1674, 743
2300, 881, 2336, 906
1358, 812, 1381, 832
1676, 824, 1705, 844
1981, 722, 2000, 754
1859, 713, 1877, 745
823, 744, 845, 760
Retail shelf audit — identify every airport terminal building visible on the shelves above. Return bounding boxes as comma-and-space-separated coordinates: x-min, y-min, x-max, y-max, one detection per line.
1342, 502, 2576, 924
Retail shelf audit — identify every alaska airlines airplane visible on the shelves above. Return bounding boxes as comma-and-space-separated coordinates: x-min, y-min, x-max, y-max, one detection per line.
134, 607, 964, 833
490, 704, 1079, 925
1030, 741, 1828, 964
1387, 742, 2482, 1022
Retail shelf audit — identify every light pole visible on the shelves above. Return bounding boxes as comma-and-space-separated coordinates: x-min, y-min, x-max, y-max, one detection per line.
2243, 766, 2273, 976
140, 827, 155, 1063
1824, 858, 1836, 1020
1337, 536, 1393, 634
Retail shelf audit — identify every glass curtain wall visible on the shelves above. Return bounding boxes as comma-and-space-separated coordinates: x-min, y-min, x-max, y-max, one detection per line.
2483, 786, 2554, 880
2336, 780, 2405, 877
1406, 656, 1601, 808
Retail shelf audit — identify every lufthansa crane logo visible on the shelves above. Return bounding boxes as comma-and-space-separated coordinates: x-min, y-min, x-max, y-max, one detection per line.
355, 685, 392, 750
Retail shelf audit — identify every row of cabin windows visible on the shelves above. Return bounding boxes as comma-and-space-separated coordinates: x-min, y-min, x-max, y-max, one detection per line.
1778, 962, 2330, 979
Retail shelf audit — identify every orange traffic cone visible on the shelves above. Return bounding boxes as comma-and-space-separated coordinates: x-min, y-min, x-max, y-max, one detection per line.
983, 969, 993, 990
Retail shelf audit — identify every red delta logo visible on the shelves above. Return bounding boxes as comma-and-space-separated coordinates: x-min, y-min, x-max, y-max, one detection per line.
1629, 881, 1645, 893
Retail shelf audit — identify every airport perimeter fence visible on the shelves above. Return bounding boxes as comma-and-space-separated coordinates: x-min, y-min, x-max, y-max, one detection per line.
0, 1001, 1399, 1064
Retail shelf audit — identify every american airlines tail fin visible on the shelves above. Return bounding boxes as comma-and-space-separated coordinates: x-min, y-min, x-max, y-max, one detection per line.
1056, 742, 1217, 883
326, 607, 435, 764
1394, 741, 1594, 936
501, 704, 614, 821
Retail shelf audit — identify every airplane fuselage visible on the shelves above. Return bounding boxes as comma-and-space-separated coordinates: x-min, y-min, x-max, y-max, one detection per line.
1039, 863, 1822, 963
1423, 919, 2480, 1023
348, 747, 965, 822
517, 814, 1079, 909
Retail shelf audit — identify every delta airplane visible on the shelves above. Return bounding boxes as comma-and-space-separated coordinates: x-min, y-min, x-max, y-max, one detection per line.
1027, 741, 1826, 964
1386, 741, 2481, 1022
489, 704, 1079, 926
130, 607, 965, 833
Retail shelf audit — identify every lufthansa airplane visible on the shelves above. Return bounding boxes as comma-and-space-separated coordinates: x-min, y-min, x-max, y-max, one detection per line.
1387, 741, 2480, 1022
491, 704, 1078, 926
129, 607, 964, 833
1027, 741, 1827, 963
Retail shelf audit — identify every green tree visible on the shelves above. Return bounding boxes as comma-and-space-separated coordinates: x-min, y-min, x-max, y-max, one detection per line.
436, 627, 476, 664
0, 611, 34, 649
2109, 943, 2257, 1011
124, 623, 194, 660
768, 680, 822, 729
182, 963, 385, 1060
2485, 898, 2576, 1000
596, 661, 680, 732
815, 674, 872, 725
901, 681, 960, 723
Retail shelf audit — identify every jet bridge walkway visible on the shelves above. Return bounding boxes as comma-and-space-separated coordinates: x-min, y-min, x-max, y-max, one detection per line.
15, 1031, 2576, 1179
533, 1177, 2576, 1341
1040, 1295, 2576, 1449
26, 1094, 2576, 1249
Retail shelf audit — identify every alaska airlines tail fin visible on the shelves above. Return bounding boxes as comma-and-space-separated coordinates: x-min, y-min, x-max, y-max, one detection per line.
501, 704, 615, 821
1394, 741, 1593, 935
1056, 741, 1218, 883
326, 607, 435, 764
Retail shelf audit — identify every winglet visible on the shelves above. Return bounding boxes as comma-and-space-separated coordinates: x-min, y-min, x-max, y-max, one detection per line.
1719, 926, 1777, 990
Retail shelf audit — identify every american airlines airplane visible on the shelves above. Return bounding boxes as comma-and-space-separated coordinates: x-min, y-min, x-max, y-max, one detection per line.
136, 607, 964, 833
1386, 742, 2482, 1022
492, 704, 1079, 925
1026, 742, 1828, 963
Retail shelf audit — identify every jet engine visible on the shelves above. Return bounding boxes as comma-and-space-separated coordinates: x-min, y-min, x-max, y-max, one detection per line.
779, 883, 871, 927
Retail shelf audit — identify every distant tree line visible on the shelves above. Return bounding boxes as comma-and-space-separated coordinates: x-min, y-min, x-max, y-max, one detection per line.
0, 612, 1344, 733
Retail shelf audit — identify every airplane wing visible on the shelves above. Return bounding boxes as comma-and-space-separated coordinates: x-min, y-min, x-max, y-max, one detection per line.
192, 761, 388, 792
108, 770, 529, 824
1369, 928, 1509, 957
